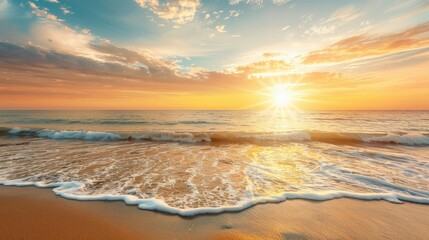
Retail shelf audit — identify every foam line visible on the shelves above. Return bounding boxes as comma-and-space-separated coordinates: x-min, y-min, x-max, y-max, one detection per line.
1, 179, 428, 216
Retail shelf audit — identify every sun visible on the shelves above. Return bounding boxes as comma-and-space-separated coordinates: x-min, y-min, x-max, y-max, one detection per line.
272, 85, 292, 107
270, 84, 294, 107
244, 79, 304, 118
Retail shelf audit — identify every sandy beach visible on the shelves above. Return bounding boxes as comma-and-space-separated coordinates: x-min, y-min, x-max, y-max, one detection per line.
1, 186, 428, 240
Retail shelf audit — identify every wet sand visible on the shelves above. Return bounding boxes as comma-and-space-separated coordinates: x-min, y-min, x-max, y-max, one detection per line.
0, 186, 428, 240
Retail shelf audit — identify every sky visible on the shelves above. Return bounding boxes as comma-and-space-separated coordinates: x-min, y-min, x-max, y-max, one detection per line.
0, 0, 428, 110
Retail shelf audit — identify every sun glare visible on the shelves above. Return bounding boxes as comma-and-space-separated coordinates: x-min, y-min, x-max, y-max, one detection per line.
272, 85, 292, 107
254, 82, 303, 119
245, 79, 305, 119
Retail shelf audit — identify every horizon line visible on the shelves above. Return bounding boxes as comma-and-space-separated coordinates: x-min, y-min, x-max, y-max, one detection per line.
0, 109, 428, 111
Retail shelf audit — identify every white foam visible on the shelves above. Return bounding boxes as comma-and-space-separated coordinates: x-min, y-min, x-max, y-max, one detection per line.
9, 127, 121, 141
362, 133, 429, 146
8, 127, 25, 134
38, 130, 122, 140
1, 179, 428, 216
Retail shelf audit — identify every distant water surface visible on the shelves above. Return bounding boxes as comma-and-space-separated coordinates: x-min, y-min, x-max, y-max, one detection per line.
0, 110, 428, 215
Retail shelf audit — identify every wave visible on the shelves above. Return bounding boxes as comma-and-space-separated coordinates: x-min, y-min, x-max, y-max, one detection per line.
1, 119, 224, 125
1, 179, 428, 216
2, 127, 429, 146
362, 134, 429, 145
6, 128, 121, 141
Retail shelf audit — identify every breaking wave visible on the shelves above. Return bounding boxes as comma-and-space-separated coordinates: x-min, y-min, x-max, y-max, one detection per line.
2, 127, 429, 146
1, 119, 225, 125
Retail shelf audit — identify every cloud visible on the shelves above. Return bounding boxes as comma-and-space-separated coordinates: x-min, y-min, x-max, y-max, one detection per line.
327, 5, 361, 22
2, 41, 427, 110
225, 10, 240, 20
81, 28, 90, 34
262, 52, 281, 58
13, 2, 203, 81
229, 0, 289, 6
337, 48, 429, 73
0, 41, 248, 110
0, 42, 121, 76
280, 25, 289, 31
234, 59, 292, 75
295, 72, 364, 89
216, 25, 226, 33
307, 5, 361, 35
26, 1, 184, 73
60, 6, 71, 15
29, 22, 96, 57
28, 1, 63, 22
385, 0, 418, 13
272, 0, 290, 5
134, 0, 201, 24
88, 41, 184, 79
0, 0, 9, 17
303, 22, 429, 64
0, 41, 207, 83
388, 1, 429, 23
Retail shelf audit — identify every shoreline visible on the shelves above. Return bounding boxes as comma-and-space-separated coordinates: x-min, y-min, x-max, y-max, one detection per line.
2, 180, 429, 216
1, 186, 428, 239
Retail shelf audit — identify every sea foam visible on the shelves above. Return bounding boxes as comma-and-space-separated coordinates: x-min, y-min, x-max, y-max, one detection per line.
1, 179, 428, 216
362, 133, 429, 146
8, 127, 121, 141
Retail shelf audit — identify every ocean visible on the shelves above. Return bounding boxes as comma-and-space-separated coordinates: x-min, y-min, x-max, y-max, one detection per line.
0, 110, 428, 216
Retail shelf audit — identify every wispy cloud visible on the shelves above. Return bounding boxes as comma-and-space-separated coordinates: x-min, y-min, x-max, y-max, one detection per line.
280, 25, 289, 31
28, 1, 63, 22
303, 22, 429, 64
388, 0, 429, 23
307, 5, 361, 35
385, 0, 418, 13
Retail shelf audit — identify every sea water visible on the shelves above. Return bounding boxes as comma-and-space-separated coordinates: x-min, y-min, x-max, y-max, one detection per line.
0, 110, 428, 216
